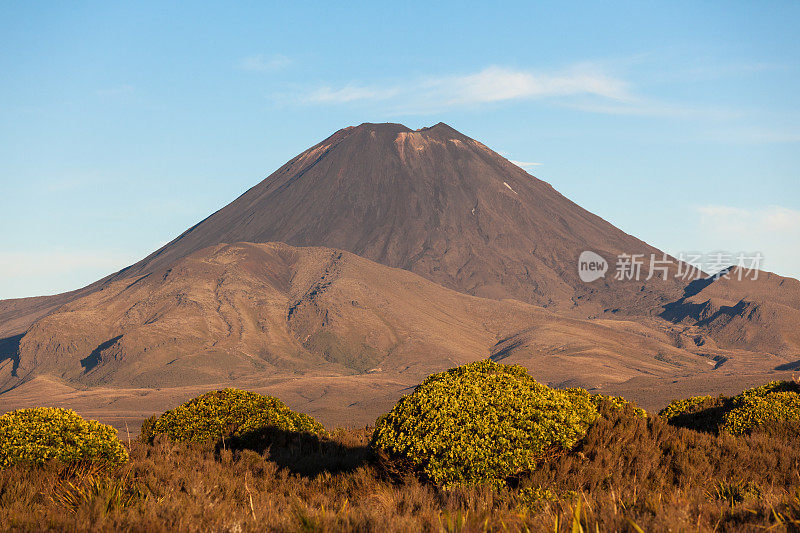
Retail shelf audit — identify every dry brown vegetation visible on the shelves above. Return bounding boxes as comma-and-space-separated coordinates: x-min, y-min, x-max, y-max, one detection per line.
1, 405, 800, 532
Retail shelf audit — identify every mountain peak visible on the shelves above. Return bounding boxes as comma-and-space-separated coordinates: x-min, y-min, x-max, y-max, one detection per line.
339, 122, 466, 141
416, 121, 460, 135
348, 122, 411, 135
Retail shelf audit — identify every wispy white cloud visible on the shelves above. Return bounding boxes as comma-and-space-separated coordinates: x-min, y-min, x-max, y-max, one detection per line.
497, 152, 542, 170
509, 160, 542, 170
427, 65, 632, 104
292, 64, 633, 113
496, 151, 543, 170
288, 56, 779, 122
288, 63, 749, 120
236, 54, 291, 72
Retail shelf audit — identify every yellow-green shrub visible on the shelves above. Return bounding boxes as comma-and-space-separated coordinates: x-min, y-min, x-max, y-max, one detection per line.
140, 388, 325, 444
660, 381, 800, 435
370, 360, 599, 488
0, 408, 128, 468
721, 382, 800, 435
659, 395, 715, 420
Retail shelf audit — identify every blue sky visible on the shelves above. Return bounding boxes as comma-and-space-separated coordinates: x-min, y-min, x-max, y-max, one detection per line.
1, 1, 799, 298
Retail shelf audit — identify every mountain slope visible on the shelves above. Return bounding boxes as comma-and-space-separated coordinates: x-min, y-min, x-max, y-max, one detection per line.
6, 242, 711, 394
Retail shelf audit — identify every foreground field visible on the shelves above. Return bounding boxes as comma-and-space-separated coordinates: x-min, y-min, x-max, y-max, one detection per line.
2, 406, 799, 532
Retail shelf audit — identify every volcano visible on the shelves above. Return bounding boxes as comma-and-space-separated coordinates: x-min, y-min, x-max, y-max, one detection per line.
1, 122, 686, 340
1, 122, 798, 429
105, 122, 686, 315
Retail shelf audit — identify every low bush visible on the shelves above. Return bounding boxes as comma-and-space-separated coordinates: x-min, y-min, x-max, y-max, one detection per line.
0, 408, 128, 468
140, 388, 326, 445
370, 360, 599, 488
722, 382, 800, 435
658, 395, 728, 433
658, 395, 715, 420
660, 380, 800, 435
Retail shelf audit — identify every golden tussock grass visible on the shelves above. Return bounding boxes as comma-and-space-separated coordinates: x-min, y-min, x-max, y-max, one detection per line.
1, 406, 800, 531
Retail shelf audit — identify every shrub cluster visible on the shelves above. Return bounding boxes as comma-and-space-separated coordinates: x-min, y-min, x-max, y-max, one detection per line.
140, 388, 326, 444
3, 405, 800, 531
659, 380, 800, 434
721, 381, 800, 434
658, 395, 714, 420
370, 360, 600, 488
6, 364, 800, 530
0, 408, 128, 468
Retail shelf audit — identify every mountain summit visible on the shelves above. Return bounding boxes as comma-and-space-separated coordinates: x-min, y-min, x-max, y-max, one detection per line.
112, 122, 683, 315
